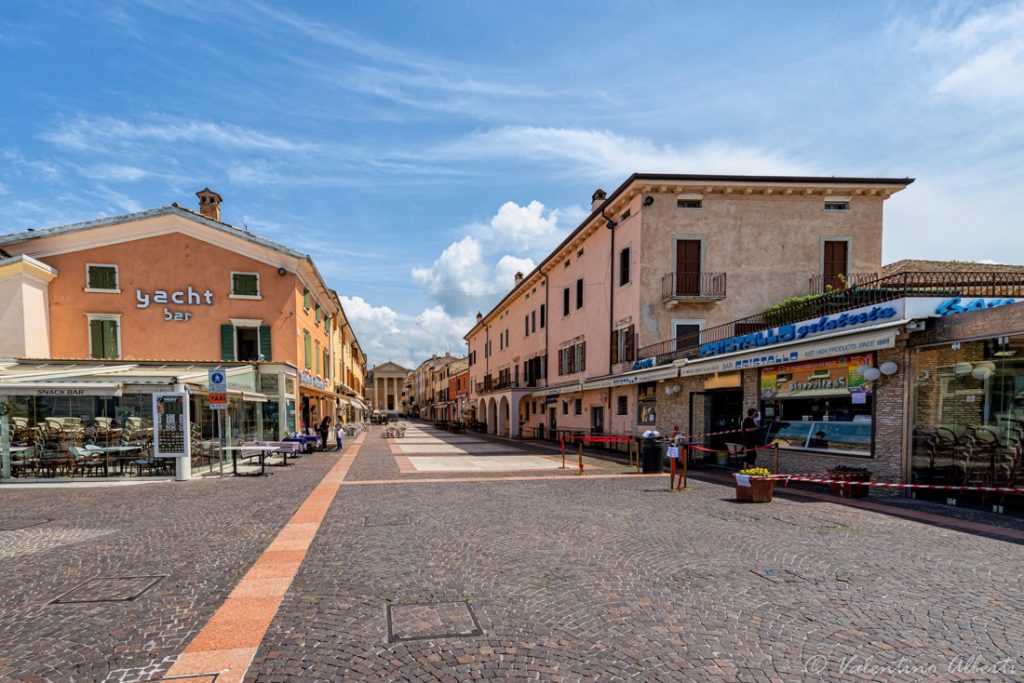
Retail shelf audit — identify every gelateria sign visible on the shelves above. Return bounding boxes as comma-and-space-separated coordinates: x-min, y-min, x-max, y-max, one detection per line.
700, 304, 900, 359
136, 286, 214, 322
300, 371, 328, 391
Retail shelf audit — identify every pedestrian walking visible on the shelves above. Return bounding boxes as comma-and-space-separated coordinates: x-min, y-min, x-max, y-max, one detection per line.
335, 422, 344, 452
741, 408, 760, 467
318, 415, 332, 452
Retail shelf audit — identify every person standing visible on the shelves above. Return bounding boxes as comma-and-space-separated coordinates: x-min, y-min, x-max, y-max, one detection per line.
335, 422, 344, 452
741, 408, 760, 467
318, 415, 332, 452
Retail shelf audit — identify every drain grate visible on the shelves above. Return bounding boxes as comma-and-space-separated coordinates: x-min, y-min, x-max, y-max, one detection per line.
0, 518, 52, 531
364, 514, 411, 527
386, 600, 483, 642
50, 575, 166, 604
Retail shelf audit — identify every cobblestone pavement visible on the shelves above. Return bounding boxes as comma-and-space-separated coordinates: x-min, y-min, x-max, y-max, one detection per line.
0, 451, 338, 682
2, 425, 1023, 682
247, 424, 1024, 682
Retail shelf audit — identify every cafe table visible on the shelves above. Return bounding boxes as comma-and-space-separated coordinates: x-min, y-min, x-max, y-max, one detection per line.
97, 445, 143, 477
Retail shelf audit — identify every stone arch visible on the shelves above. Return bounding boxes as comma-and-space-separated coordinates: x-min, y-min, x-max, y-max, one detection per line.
498, 396, 510, 437
487, 397, 497, 434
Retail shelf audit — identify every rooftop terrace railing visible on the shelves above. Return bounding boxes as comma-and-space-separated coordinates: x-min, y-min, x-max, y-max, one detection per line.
638, 271, 1024, 365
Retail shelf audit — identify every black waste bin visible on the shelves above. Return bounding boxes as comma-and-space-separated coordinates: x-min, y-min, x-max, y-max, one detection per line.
642, 437, 663, 473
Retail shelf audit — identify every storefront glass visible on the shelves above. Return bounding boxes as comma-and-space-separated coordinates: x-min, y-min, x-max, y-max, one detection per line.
911, 336, 1023, 499
638, 383, 657, 425
762, 354, 875, 456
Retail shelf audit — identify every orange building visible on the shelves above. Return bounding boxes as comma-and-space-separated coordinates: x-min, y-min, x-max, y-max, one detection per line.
0, 189, 347, 453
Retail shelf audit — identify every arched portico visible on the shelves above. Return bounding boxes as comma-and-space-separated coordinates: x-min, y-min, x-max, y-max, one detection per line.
487, 397, 497, 434
498, 396, 510, 437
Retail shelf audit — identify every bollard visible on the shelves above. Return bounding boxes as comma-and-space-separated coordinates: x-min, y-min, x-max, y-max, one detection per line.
560, 436, 567, 469
774, 442, 780, 474
669, 457, 676, 491
577, 442, 584, 475
681, 444, 689, 491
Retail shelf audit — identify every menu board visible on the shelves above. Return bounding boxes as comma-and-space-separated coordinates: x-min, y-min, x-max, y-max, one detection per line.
152, 392, 190, 458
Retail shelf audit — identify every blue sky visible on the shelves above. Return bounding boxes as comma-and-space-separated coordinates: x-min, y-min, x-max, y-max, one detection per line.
2, 1, 1023, 368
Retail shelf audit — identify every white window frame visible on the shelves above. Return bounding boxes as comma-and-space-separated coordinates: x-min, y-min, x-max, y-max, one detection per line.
824, 196, 852, 212
230, 318, 264, 361
230, 271, 262, 300
671, 319, 704, 352
86, 313, 122, 359
84, 263, 120, 293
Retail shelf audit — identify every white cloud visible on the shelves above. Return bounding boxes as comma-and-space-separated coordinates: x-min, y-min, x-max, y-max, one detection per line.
80, 164, 149, 182
411, 235, 500, 316
917, 2, 1024, 105
439, 127, 810, 179
482, 200, 560, 252
42, 115, 307, 153
340, 296, 471, 369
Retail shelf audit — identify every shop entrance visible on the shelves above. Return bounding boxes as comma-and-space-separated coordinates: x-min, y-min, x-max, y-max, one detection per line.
690, 389, 743, 449
591, 406, 604, 434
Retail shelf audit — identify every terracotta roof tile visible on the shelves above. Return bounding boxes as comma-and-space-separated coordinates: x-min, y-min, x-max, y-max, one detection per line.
883, 259, 1024, 275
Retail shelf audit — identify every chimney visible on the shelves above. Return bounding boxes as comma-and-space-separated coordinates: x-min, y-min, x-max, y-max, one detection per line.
591, 188, 607, 211
196, 188, 223, 222
514, 271, 524, 287
476, 311, 483, 323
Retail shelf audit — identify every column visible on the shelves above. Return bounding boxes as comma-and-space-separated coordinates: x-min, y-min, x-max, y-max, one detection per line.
376, 377, 382, 412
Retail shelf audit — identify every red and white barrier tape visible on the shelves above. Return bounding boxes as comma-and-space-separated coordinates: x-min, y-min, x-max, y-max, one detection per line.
769, 475, 1024, 494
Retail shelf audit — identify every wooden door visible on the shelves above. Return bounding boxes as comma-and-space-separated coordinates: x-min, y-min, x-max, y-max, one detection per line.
676, 240, 702, 296
823, 240, 848, 291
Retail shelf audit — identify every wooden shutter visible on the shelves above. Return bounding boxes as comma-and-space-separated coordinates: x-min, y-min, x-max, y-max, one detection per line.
624, 325, 635, 362
580, 342, 586, 372
676, 240, 702, 296
90, 320, 104, 359
611, 329, 619, 364
558, 349, 564, 375
304, 332, 312, 369
220, 324, 235, 361
824, 240, 848, 290
258, 326, 272, 361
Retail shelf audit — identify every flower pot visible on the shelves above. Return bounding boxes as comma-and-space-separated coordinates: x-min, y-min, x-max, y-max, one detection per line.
735, 474, 775, 503
716, 453, 729, 466
828, 470, 871, 498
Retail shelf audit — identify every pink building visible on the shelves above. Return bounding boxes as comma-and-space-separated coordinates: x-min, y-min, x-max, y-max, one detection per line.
465, 173, 912, 439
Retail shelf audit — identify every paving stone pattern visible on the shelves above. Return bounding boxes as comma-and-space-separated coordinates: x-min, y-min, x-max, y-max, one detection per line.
246, 425, 1024, 682
0, 452, 339, 682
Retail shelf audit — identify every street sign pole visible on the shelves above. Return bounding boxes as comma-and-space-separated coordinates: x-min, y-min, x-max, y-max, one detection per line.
209, 367, 228, 476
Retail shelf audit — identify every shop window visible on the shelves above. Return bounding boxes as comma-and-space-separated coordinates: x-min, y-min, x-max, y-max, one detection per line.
88, 316, 120, 359
231, 272, 260, 298
617, 395, 628, 416
638, 382, 657, 425
86, 264, 119, 292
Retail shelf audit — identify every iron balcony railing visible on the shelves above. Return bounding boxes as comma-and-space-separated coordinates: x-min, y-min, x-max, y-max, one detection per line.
808, 272, 879, 295
474, 377, 546, 394
639, 270, 1024, 365
661, 272, 727, 300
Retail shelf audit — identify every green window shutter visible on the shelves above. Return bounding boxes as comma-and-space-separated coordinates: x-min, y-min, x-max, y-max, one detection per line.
103, 321, 119, 358
88, 266, 117, 290
315, 305, 322, 324
232, 273, 258, 296
315, 341, 321, 374
258, 326, 272, 361
304, 332, 312, 369
221, 324, 235, 361
90, 320, 104, 359
303, 289, 311, 310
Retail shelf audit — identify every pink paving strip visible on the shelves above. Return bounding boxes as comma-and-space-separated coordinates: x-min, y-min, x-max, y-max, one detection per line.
162, 432, 367, 683
341, 472, 664, 486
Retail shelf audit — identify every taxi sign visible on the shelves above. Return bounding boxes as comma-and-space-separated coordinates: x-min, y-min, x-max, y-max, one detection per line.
209, 367, 227, 410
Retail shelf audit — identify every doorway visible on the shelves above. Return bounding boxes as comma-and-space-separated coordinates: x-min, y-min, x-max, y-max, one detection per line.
591, 406, 604, 434
689, 389, 744, 449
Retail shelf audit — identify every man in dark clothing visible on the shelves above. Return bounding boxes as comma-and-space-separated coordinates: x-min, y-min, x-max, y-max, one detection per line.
741, 408, 760, 467
318, 415, 332, 452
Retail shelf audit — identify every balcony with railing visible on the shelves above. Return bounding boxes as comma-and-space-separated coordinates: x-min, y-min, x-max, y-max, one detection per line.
808, 272, 879, 295
639, 270, 1024, 366
474, 376, 547, 394
661, 272, 727, 305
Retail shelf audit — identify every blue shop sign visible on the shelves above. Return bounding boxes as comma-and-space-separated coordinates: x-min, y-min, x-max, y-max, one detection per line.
300, 371, 328, 391
699, 305, 899, 359
935, 297, 1017, 317
632, 357, 656, 370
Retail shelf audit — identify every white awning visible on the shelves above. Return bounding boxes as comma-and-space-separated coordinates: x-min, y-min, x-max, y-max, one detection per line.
531, 381, 584, 398
678, 322, 905, 378
583, 364, 680, 390
0, 382, 124, 397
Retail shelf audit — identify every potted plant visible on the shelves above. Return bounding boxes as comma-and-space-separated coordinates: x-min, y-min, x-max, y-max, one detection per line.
827, 464, 872, 498
735, 467, 774, 503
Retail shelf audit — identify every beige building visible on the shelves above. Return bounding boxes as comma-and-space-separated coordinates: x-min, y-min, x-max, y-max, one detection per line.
465, 173, 912, 439
329, 296, 368, 423
365, 361, 411, 414
412, 353, 459, 420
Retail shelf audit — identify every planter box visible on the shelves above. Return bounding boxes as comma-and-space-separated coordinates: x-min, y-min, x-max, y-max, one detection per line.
828, 470, 871, 498
734, 474, 775, 503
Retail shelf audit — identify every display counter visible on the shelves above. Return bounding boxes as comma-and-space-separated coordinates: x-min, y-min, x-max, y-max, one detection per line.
766, 418, 872, 456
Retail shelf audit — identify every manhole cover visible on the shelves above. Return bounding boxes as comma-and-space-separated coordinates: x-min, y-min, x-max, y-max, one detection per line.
365, 514, 411, 527
50, 575, 166, 604
386, 600, 483, 642
0, 518, 51, 531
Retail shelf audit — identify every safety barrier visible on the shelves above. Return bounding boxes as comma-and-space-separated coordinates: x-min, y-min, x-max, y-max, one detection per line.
560, 434, 638, 475
772, 474, 1024, 494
